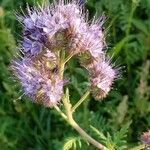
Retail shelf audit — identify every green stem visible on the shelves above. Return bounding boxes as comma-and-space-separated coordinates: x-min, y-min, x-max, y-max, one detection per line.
125, 2, 135, 36
63, 52, 75, 65
62, 91, 107, 149
58, 51, 65, 79
70, 119, 107, 150
62, 92, 73, 122
54, 105, 67, 120
54, 105, 107, 149
130, 144, 146, 150
72, 90, 90, 113
125, 0, 139, 73
56, 50, 107, 149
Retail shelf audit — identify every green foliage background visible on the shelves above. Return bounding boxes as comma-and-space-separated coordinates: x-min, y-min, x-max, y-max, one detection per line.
0, 0, 150, 149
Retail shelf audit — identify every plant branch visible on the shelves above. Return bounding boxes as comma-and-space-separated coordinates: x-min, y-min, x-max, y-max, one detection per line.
72, 90, 90, 113
70, 119, 107, 150
130, 144, 146, 150
54, 105, 67, 120
61, 89, 107, 149
56, 50, 107, 149
63, 52, 75, 65
55, 102, 107, 149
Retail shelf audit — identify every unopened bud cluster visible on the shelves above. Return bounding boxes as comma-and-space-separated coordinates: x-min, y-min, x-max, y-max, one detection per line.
12, 0, 118, 107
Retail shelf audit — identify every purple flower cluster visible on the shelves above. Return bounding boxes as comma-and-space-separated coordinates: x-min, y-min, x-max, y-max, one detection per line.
88, 58, 118, 99
141, 131, 150, 145
18, 1, 85, 56
12, 51, 64, 107
12, 0, 118, 105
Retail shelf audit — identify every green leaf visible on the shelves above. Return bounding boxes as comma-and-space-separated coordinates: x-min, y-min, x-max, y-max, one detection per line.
110, 37, 128, 56
63, 137, 81, 150
116, 96, 128, 124
90, 125, 107, 141
132, 19, 148, 35
113, 121, 132, 149
74, 68, 88, 78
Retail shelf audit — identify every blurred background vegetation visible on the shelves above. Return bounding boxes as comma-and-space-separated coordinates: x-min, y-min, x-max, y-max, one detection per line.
0, 0, 150, 149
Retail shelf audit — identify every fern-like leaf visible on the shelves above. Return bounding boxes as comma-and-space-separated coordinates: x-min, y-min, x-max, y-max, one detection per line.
63, 137, 81, 150
113, 121, 132, 149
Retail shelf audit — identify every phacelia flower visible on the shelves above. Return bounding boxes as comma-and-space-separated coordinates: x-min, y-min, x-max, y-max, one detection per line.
17, 0, 106, 57
88, 58, 118, 99
12, 0, 118, 106
12, 55, 64, 107
22, 38, 43, 55
141, 131, 150, 145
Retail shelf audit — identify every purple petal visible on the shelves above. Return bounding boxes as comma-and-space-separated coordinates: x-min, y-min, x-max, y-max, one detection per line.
23, 18, 35, 30
22, 38, 32, 52
31, 42, 42, 55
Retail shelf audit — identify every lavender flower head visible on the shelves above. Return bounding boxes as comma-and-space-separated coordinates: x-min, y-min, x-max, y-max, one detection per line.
12, 55, 64, 107
88, 58, 118, 99
12, 0, 118, 106
141, 131, 150, 145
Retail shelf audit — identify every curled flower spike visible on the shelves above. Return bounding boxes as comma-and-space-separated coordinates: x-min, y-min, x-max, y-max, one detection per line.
16, 0, 105, 57
12, 54, 64, 107
88, 57, 118, 99
12, 58, 40, 98
141, 131, 150, 145
68, 16, 105, 57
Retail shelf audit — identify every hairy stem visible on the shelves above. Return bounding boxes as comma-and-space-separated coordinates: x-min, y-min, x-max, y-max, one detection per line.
70, 119, 107, 150
130, 144, 146, 150
72, 90, 90, 113
62, 91, 107, 149
63, 52, 75, 65
56, 50, 107, 149
54, 105, 67, 120
55, 103, 107, 149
